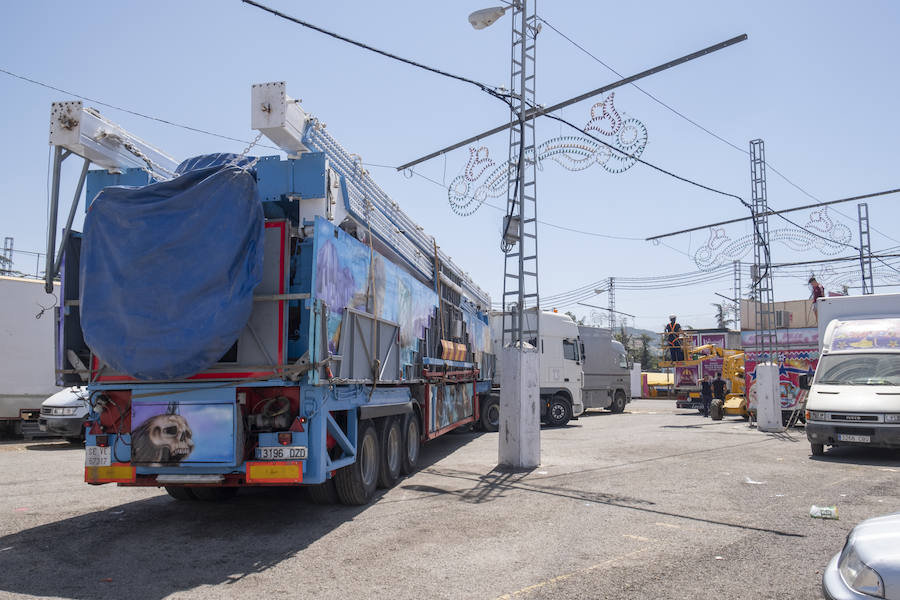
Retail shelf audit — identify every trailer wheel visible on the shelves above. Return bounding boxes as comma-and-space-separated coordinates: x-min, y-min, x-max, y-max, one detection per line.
546, 395, 572, 427
336, 419, 379, 505
377, 417, 403, 489
810, 443, 825, 457
306, 478, 339, 505
191, 487, 238, 502
165, 486, 197, 501
480, 397, 500, 432
610, 391, 627, 414
401, 411, 421, 475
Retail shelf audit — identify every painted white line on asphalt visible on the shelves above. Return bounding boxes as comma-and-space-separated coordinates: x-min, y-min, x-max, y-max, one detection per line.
495, 548, 650, 599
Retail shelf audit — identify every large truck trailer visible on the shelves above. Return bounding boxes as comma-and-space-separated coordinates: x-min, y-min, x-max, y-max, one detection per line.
578, 325, 631, 414
46, 82, 494, 504
0, 275, 61, 437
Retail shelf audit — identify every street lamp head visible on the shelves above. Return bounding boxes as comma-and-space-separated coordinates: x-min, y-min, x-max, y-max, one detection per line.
468, 6, 508, 29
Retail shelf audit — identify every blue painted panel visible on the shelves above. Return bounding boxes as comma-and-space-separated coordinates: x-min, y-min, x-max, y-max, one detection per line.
85, 168, 151, 208
255, 153, 327, 202
311, 217, 438, 375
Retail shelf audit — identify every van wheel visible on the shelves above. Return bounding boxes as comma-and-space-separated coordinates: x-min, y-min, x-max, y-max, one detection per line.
336, 419, 380, 505
546, 395, 572, 427
377, 417, 403, 489
610, 391, 627, 414
480, 398, 500, 432
810, 443, 825, 457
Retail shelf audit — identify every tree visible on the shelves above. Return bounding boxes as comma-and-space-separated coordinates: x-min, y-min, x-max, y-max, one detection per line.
638, 333, 656, 370
711, 302, 733, 329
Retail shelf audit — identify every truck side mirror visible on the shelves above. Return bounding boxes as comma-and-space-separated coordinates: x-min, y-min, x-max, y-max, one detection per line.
798, 374, 810, 390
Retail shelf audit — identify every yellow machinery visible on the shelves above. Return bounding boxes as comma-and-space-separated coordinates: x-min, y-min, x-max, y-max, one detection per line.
710, 352, 748, 420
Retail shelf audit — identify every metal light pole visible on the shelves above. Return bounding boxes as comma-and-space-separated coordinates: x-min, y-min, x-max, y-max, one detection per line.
471, 1, 541, 468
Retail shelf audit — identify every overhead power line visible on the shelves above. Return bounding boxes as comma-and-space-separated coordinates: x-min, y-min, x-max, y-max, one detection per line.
537, 16, 900, 246
0, 67, 276, 149
645, 187, 900, 241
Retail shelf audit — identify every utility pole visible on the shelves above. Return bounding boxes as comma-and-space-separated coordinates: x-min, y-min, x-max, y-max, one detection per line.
749, 139, 783, 432
1, 237, 12, 276
607, 277, 616, 332
733, 260, 741, 328
858, 203, 874, 295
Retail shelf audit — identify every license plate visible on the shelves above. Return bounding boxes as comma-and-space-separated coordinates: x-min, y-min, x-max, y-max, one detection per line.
838, 434, 871, 443
85, 446, 112, 467
255, 446, 307, 460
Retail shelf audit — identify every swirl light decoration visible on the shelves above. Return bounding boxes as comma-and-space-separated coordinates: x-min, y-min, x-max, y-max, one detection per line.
692, 208, 853, 271
448, 93, 649, 216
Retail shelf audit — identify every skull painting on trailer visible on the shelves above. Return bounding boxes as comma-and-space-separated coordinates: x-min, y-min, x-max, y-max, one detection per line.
132, 414, 195, 464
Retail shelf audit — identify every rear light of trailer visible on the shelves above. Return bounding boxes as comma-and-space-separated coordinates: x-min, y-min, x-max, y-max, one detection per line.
95, 435, 109, 447
278, 432, 292, 445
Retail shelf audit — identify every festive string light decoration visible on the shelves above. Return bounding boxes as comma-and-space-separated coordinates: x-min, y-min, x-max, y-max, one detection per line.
693, 208, 853, 271
448, 94, 649, 216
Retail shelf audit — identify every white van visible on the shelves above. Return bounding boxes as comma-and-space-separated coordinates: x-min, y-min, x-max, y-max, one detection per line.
803, 295, 900, 456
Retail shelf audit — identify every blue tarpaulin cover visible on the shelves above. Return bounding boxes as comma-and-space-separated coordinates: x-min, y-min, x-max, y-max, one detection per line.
80, 159, 264, 380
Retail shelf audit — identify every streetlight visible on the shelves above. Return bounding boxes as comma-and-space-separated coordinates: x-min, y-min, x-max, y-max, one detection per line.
468, 6, 508, 30
471, 1, 541, 469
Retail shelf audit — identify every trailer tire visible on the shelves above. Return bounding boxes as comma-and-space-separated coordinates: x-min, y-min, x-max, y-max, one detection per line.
546, 395, 572, 427
306, 479, 339, 505
377, 417, 403, 489
401, 411, 421, 475
191, 487, 238, 502
336, 419, 379, 505
709, 399, 724, 421
810, 443, 825, 457
610, 391, 627, 414
480, 397, 500, 432
165, 486, 197, 501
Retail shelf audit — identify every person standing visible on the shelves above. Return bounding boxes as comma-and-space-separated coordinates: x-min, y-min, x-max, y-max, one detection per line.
665, 315, 683, 362
809, 276, 825, 322
700, 375, 713, 417
713, 372, 727, 403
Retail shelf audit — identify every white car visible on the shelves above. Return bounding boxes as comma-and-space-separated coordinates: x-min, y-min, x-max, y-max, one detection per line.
38, 387, 89, 443
824, 512, 900, 599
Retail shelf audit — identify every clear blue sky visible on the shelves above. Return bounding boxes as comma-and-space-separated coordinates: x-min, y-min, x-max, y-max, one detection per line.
2, 0, 898, 332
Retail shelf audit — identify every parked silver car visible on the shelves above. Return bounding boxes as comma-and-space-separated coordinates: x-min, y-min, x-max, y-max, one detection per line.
38, 387, 89, 443
824, 512, 900, 599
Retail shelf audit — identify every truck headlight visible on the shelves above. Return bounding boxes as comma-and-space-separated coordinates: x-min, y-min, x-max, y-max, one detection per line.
807, 410, 827, 421
839, 545, 884, 598
884, 414, 900, 423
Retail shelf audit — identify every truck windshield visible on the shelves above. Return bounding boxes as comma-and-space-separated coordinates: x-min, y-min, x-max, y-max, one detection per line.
815, 353, 900, 386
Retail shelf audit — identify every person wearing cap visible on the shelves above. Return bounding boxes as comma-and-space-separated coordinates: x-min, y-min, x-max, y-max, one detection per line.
809, 276, 825, 321
665, 315, 683, 361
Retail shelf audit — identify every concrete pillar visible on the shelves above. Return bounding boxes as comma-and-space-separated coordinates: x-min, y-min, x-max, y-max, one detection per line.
498, 347, 540, 468
755, 362, 785, 432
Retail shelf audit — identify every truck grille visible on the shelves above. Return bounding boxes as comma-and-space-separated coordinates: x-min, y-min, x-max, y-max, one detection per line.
40, 407, 52, 415
830, 414, 878, 422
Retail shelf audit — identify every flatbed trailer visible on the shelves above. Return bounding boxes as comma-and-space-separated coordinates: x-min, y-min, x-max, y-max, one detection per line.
47, 83, 494, 504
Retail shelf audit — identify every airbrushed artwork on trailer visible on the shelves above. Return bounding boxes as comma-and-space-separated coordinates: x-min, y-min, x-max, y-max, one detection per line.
429, 382, 474, 433
462, 309, 490, 362
131, 402, 235, 465
742, 328, 819, 412
312, 217, 438, 371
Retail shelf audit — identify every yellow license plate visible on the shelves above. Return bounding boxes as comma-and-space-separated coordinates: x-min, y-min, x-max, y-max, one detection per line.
246, 461, 302, 483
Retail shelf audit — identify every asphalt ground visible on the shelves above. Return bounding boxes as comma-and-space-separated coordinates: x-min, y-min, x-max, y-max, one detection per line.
1, 398, 898, 600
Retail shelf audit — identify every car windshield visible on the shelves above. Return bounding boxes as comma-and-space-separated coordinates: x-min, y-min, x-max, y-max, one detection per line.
815, 353, 900, 385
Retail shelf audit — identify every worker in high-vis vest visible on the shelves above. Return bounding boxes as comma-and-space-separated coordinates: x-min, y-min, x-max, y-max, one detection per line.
665, 315, 683, 361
